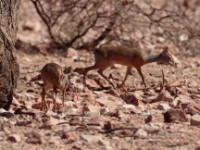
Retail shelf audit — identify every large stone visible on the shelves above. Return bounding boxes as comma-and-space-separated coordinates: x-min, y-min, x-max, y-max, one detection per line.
157, 103, 171, 111
191, 114, 200, 126
7, 134, 21, 142
164, 108, 188, 123
134, 128, 148, 138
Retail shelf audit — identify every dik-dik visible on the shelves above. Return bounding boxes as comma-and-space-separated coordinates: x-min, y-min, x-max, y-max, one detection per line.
40, 63, 69, 111
83, 45, 175, 88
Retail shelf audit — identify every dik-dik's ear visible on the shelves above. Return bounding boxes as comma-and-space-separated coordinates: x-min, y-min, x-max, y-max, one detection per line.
63, 66, 72, 74
162, 46, 169, 54
163, 46, 168, 52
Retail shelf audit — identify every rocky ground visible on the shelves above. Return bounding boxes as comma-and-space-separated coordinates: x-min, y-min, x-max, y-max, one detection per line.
0, 45, 199, 150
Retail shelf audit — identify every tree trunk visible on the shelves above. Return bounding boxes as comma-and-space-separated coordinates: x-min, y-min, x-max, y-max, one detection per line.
0, 0, 20, 110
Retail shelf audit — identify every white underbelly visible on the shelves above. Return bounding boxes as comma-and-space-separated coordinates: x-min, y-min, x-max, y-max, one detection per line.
110, 60, 133, 66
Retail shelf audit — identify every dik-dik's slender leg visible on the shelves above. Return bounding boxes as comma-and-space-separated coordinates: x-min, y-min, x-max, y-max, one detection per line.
98, 68, 115, 88
117, 66, 131, 88
83, 64, 100, 85
62, 89, 66, 107
136, 67, 146, 88
83, 62, 111, 87
53, 87, 58, 111
41, 87, 48, 111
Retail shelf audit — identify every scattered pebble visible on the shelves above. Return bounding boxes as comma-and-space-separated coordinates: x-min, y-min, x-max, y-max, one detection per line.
7, 134, 21, 142
134, 128, 148, 138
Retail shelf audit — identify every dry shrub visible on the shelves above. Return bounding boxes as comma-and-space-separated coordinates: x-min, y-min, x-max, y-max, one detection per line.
30, 0, 200, 55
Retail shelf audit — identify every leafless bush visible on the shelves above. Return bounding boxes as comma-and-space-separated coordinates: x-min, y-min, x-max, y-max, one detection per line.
30, 0, 200, 54
30, 0, 121, 50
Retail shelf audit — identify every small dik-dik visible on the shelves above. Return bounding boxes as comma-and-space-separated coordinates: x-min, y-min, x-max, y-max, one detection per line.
40, 63, 69, 111
83, 45, 175, 88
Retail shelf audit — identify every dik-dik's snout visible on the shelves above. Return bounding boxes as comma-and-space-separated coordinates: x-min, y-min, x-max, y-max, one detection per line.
168, 59, 177, 67
157, 60, 176, 67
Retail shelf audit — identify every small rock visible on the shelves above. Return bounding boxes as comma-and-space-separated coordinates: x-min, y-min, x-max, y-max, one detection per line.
174, 95, 191, 104
170, 98, 179, 107
158, 37, 165, 42
0, 108, 15, 118
83, 105, 100, 117
81, 134, 102, 143
157, 91, 174, 102
163, 108, 188, 123
143, 125, 160, 134
26, 89, 35, 93
134, 128, 148, 138
26, 131, 44, 144
61, 131, 78, 142
98, 139, 112, 150
25, 93, 35, 101
49, 137, 60, 146
145, 114, 152, 124
1, 120, 13, 133
120, 93, 140, 106
7, 134, 21, 142
100, 107, 110, 115
16, 120, 32, 126
191, 114, 200, 126
103, 121, 113, 131
152, 90, 173, 102
122, 104, 142, 114
157, 103, 171, 111
81, 134, 94, 142
195, 146, 200, 150
123, 104, 136, 110
171, 95, 200, 114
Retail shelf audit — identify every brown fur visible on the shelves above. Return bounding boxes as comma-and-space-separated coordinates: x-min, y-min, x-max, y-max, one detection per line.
40, 63, 69, 111
83, 45, 175, 88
